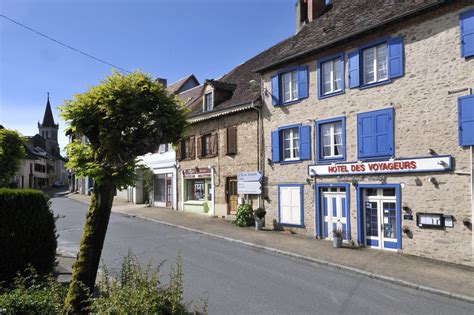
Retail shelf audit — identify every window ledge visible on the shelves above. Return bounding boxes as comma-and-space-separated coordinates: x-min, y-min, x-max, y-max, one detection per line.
184, 200, 207, 205
316, 157, 346, 164
359, 79, 392, 90
278, 159, 304, 165
275, 96, 307, 107
318, 90, 344, 100
279, 222, 305, 228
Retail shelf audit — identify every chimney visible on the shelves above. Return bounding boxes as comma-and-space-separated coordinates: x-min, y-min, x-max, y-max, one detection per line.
156, 77, 167, 88
297, 0, 331, 32
295, 0, 308, 33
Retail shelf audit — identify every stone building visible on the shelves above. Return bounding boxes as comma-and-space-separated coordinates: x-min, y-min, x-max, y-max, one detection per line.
253, 0, 474, 266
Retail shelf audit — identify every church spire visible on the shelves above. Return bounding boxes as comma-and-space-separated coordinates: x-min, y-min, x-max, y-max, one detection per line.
40, 92, 56, 127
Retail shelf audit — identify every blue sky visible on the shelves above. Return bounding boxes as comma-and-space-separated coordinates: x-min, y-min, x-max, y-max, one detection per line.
0, 0, 295, 152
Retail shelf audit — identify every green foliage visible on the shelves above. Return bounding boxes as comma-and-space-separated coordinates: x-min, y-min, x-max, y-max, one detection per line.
0, 129, 25, 187
60, 70, 188, 190
0, 189, 57, 286
88, 250, 207, 314
140, 166, 154, 206
254, 207, 266, 220
0, 267, 66, 315
235, 204, 255, 227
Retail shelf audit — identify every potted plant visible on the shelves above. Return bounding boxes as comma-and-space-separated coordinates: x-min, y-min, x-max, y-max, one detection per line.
332, 227, 343, 248
254, 208, 266, 231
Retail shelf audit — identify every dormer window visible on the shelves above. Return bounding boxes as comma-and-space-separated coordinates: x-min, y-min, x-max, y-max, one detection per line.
204, 92, 213, 112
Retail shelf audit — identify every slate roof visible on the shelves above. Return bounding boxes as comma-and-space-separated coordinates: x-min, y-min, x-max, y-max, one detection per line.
256, 0, 449, 72
204, 79, 237, 92
40, 97, 57, 127
181, 0, 450, 119
168, 74, 199, 94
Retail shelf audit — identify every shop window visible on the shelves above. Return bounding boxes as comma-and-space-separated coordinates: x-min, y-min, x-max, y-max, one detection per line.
226, 126, 237, 155
207, 182, 212, 201
316, 117, 346, 163
271, 66, 308, 106
357, 108, 394, 159
154, 174, 166, 202
271, 124, 311, 163
318, 53, 344, 98
348, 36, 404, 89
278, 184, 303, 227
460, 9, 474, 58
187, 180, 205, 201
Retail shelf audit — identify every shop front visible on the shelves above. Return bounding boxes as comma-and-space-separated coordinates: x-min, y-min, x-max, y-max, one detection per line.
181, 167, 214, 215
153, 173, 173, 208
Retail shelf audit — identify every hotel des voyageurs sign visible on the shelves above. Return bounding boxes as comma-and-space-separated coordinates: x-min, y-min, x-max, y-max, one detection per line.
308, 156, 452, 176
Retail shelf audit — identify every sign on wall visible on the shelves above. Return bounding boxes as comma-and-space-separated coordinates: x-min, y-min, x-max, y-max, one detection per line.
308, 156, 452, 176
183, 167, 211, 179
238, 171, 262, 194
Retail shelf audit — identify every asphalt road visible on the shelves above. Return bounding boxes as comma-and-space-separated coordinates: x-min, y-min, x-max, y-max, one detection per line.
52, 193, 474, 315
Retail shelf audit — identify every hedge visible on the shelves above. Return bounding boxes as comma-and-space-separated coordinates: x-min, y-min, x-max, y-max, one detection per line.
0, 189, 57, 286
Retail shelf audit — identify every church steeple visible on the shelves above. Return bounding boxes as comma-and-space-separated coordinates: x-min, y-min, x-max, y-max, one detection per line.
38, 93, 59, 155
40, 92, 57, 128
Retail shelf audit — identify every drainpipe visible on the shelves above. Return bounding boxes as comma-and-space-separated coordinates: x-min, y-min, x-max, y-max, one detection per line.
211, 166, 215, 216
180, 169, 184, 211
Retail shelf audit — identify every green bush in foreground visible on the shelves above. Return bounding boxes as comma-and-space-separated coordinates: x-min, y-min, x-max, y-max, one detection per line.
0, 189, 57, 286
235, 204, 255, 227
0, 267, 66, 315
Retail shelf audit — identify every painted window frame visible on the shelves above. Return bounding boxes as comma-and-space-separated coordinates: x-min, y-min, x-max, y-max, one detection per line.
278, 124, 302, 164
278, 184, 304, 227
317, 53, 345, 99
204, 92, 213, 112
272, 65, 309, 106
281, 127, 300, 161
315, 117, 346, 163
361, 42, 389, 86
281, 69, 299, 103
315, 183, 351, 240
356, 184, 401, 250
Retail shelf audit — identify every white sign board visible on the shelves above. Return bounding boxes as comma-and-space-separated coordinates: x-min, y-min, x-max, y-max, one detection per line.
238, 171, 262, 182
308, 156, 452, 176
238, 181, 262, 194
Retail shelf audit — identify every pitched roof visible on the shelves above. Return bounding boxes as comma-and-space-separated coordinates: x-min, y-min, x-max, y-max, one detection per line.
204, 79, 237, 92
256, 0, 448, 72
40, 96, 56, 127
168, 74, 200, 94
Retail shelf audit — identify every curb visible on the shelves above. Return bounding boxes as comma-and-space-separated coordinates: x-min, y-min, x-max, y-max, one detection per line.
66, 196, 474, 304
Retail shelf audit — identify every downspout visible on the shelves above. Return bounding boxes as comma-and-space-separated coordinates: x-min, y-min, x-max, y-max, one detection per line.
211, 166, 215, 216
251, 100, 263, 208
180, 169, 184, 211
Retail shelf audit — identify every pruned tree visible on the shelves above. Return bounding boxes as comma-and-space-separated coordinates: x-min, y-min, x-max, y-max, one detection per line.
0, 128, 25, 187
60, 70, 187, 313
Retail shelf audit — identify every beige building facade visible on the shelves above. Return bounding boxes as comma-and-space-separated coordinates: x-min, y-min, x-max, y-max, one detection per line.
257, 1, 474, 266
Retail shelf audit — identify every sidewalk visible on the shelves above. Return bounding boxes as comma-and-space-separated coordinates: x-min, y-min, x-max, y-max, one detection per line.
67, 193, 474, 303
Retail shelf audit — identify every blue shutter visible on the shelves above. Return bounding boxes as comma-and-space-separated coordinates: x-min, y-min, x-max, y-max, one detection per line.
358, 112, 375, 158
358, 109, 394, 158
317, 61, 322, 99
299, 125, 311, 160
388, 36, 404, 79
460, 9, 474, 58
271, 130, 280, 162
271, 75, 280, 106
298, 65, 308, 99
458, 95, 474, 146
348, 50, 360, 88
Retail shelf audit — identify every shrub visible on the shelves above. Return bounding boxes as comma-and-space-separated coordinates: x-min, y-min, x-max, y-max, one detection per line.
235, 204, 254, 227
0, 267, 66, 314
88, 250, 207, 314
254, 208, 266, 220
0, 189, 57, 286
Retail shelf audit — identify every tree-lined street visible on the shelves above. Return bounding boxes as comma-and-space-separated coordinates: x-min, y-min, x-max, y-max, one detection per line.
53, 193, 473, 315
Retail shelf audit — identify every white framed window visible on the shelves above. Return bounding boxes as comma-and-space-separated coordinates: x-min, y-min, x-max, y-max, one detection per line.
282, 128, 299, 161
158, 143, 169, 154
204, 92, 213, 112
362, 43, 388, 84
321, 59, 342, 95
282, 70, 298, 103
321, 121, 342, 159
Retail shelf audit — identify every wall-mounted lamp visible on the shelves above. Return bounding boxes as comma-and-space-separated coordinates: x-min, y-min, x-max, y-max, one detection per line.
267, 158, 273, 166
428, 149, 437, 155
428, 177, 438, 185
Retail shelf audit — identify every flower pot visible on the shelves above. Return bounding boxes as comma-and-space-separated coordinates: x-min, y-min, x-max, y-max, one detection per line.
332, 236, 343, 248
255, 219, 263, 231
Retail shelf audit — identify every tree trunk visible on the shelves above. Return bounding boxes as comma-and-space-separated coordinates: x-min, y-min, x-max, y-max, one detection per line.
63, 180, 115, 314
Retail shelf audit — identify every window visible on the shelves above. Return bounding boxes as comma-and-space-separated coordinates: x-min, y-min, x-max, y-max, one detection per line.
204, 92, 213, 112
187, 180, 205, 201
279, 185, 303, 226
177, 137, 195, 160
348, 37, 404, 89
271, 125, 311, 163
458, 95, 474, 146
357, 108, 394, 159
154, 174, 166, 202
226, 126, 237, 155
271, 66, 308, 106
316, 117, 346, 162
282, 128, 299, 161
318, 53, 344, 98
158, 144, 169, 154
197, 133, 217, 158
202, 134, 212, 157
460, 9, 474, 58
362, 43, 388, 84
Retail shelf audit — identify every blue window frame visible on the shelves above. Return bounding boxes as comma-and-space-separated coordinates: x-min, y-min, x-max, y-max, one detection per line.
271, 124, 311, 164
271, 65, 308, 106
315, 117, 346, 163
348, 36, 404, 89
460, 9, 474, 58
278, 184, 304, 227
357, 108, 394, 159
458, 94, 474, 146
317, 53, 345, 99
315, 183, 350, 240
